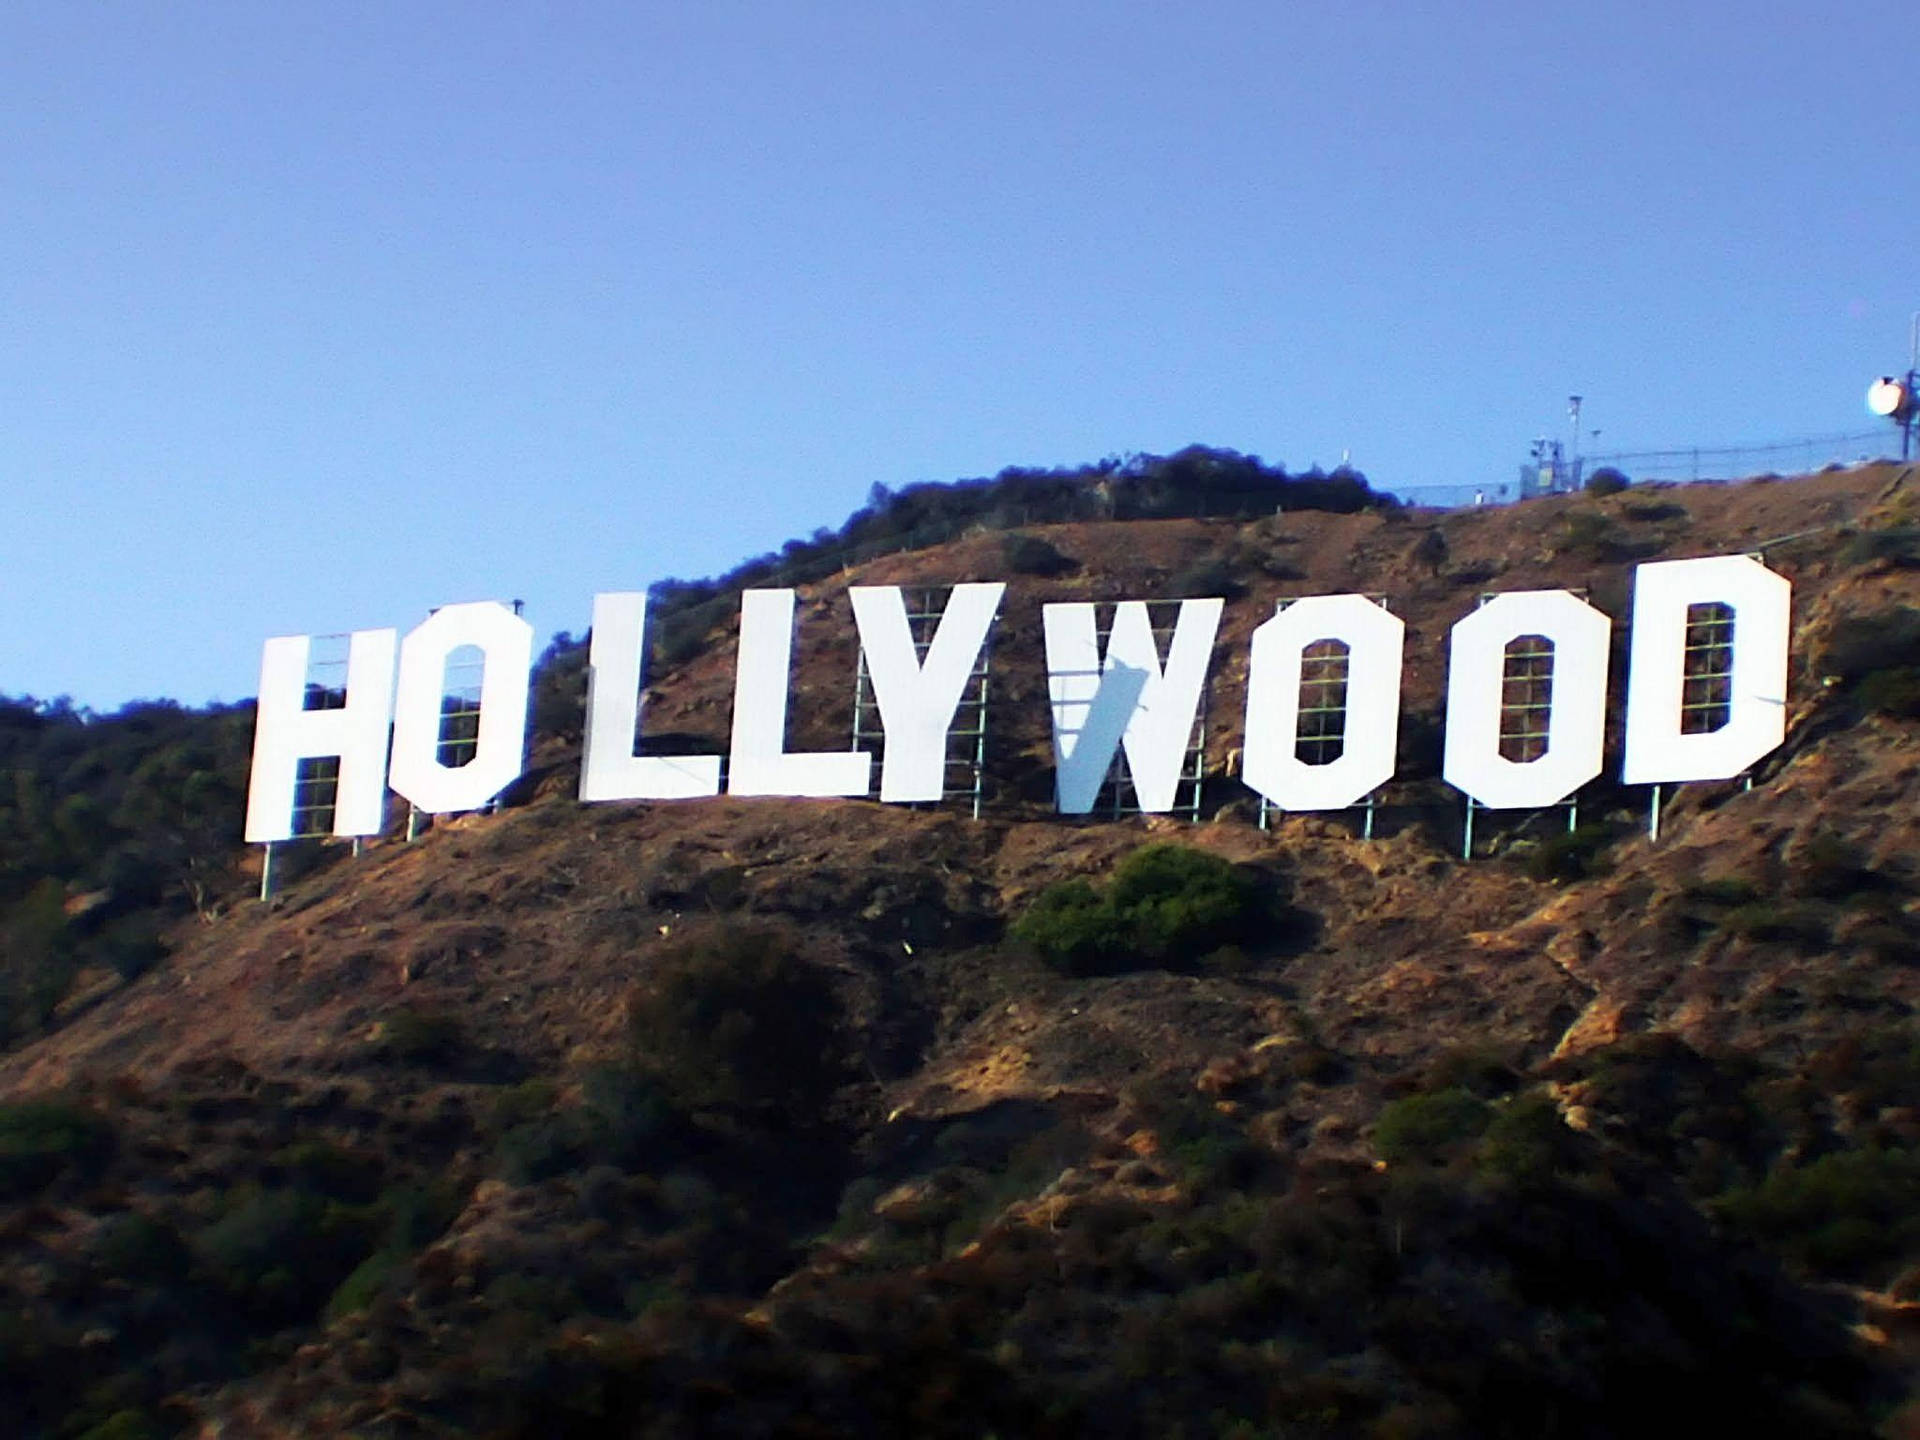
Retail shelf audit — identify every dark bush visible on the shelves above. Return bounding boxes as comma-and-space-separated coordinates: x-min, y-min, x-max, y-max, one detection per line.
271, 1138, 384, 1202
1166, 558, 1246, 600
626, 921, 847, 1120
1790, 833, 1874, 900
1857, 666, 1920, 720
1716, 1145, 1920, 1280
0, 1097, 113, 1197
1012, 844, 1263, 975
1423, 1043, 1521, 1099
581, 1063, 675, 1167
1839, 528, 1920, 569
1525, 820, 1616, 883
1688, 875, 1760, 907
1554, 510, 1625, 561
1586, 467, 1629, 496
1816, 607, 1920, 684
87, 911, 170, 983
1623, 499, 1688, 523
75, 1414, 163, 1440
496, 1069, 676, 1183
999, 532, 1075, 577
498, 1110, 597, 1185
95, 1210, 191, 1282
1721, 901, 1831, 950
197, 1186, 375, 1322
372, 1008, 466, 1066
529, 632, 589, 741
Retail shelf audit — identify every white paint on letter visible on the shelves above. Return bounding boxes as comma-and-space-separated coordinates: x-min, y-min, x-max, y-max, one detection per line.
245, 628, 397, 842
1622, 555, 1790, 784
850, 582, 1003, 803
1443, 591, 1610, 809
1243, 594, 1403, 811
579, 592, 722, 801
1044, 597, 1222, 814
388, 602, 534, 816
727, 588, 872, 798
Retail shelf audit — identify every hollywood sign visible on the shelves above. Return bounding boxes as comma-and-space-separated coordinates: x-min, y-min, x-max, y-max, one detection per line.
243, 553, 1789, 842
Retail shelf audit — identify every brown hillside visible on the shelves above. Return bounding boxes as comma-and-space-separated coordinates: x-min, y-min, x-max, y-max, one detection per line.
6, 461, 1920, 1438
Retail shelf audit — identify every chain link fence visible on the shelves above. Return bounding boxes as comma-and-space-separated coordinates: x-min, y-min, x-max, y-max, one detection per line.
1395, 429, 1901, 508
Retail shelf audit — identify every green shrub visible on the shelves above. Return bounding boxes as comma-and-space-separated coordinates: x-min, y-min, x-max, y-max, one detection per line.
197, 1186, 375, 1321
0, 1097, 113, 1197
1009, 879, 1121, 974
1586, 467, 1629, 496
1107, 845, 1261, 962
1373, 1089, 1491, 1165
326, 1246, 404, 1320
1477, 1092, 1578, 1185
1012, 845, 1263, 975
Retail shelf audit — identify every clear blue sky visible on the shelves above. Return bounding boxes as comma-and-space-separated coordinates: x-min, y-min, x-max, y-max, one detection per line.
2, 2, 1913, 709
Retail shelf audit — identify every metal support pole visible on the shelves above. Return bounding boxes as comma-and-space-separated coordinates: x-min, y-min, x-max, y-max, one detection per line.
259, 843, 276, 901
1905, 312, 1919, 461
1462, 799, 1476, 860
406, 806, 422, 842
1649, 783, 1662, 842
1362, 792, 1376, 841
970, 669, 988, 822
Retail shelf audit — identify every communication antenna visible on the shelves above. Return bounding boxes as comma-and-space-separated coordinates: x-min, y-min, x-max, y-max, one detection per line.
1568, 396, 1585, 486
1866, 313, 1920, 460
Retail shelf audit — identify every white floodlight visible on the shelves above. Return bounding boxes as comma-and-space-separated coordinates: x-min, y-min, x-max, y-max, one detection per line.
1868, 375, 1911, 418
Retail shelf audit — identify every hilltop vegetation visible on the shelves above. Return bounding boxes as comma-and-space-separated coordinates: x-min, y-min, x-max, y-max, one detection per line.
0, 697, 251, 1041
7, 457, 1920, 1436
534, 443, 1381, 727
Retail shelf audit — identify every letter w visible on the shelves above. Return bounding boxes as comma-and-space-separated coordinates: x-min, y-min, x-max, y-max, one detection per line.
1043, 599, 1222, 814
